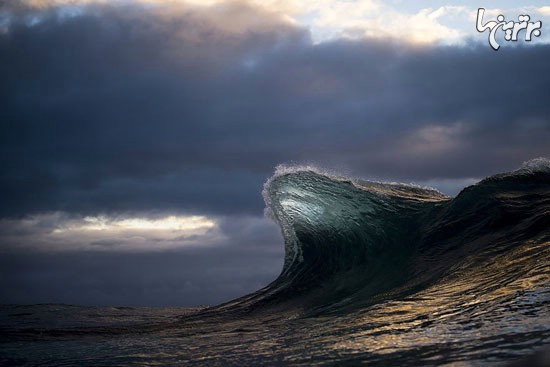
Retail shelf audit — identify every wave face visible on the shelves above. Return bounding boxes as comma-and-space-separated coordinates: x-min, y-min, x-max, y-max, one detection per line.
249, 160, 550, 314
2, 159, 549, 366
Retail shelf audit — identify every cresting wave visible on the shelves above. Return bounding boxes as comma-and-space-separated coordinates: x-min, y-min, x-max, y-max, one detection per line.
218, 158, 550, 315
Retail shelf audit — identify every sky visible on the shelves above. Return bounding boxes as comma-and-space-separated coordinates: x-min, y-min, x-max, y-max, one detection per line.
1, 0, 549, 307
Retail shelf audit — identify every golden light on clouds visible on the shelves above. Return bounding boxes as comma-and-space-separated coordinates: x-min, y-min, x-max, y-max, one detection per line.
53, 215, 216, 233
0, 213, 220, 251
14, 0, 550, 45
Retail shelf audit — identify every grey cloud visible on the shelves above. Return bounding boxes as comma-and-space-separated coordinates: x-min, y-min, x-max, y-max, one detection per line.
0, 211, 283, 252
1, 2, 549, 219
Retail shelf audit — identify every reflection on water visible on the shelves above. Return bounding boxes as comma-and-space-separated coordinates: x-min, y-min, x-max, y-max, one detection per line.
1, 239, 548, 366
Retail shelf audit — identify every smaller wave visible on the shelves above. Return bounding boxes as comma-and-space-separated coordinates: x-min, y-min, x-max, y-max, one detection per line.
475, 157, 550, 185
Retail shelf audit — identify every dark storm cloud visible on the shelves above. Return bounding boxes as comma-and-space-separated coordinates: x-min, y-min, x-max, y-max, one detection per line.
1, 2, 549, 218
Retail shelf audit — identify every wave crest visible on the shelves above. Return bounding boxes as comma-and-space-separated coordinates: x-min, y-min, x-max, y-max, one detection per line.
242, 159, 549, 314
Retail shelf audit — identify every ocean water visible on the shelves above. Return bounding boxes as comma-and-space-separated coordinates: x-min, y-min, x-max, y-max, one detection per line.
1, 159, 549, 366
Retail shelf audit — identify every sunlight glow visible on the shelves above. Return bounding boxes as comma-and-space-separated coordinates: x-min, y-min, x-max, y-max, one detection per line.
0, 213, 223, 251
53, 215, 216, 234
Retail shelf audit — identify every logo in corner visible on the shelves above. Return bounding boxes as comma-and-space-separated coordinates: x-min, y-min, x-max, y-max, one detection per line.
476, 8, 542, 51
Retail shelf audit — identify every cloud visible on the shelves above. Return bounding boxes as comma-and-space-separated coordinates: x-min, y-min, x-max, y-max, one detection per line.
1, 2, 549, 220
11, 1, 550, 44
0, 212, 283, 252
0, 207, 286, 252
301, 2, 468, 44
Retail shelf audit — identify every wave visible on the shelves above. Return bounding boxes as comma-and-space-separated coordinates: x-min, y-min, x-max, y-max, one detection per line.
216, 158, 550, 315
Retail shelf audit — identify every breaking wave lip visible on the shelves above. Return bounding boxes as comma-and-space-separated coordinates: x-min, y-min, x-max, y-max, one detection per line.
215, 158, 550, 315
517, 157, 550, 173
